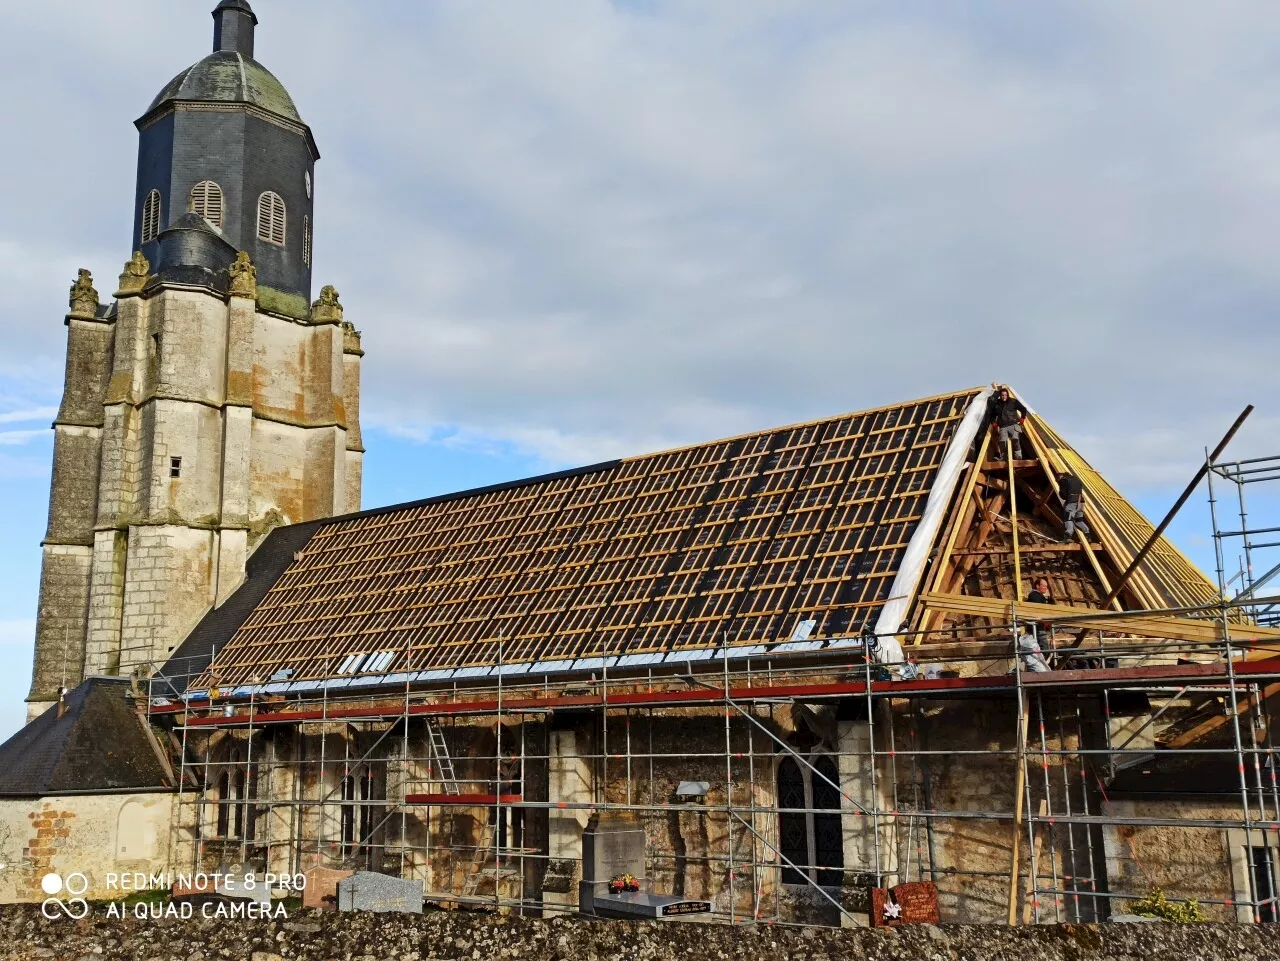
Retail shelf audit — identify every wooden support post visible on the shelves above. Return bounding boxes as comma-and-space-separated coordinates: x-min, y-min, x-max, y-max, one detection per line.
1006, 710, 1028, 925
1023, 420, 1123, 612
1022, 799, 1049, 925
1006, 433, 1027, 927
1008, 439, 1022, 598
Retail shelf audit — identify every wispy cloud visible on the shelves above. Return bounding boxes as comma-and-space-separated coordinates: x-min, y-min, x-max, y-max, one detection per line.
0, 430, 47, 447
0, 408, 56, 425
0, 0, 1277, 504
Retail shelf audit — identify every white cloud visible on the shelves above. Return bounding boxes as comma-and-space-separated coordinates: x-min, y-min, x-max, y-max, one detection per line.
0, 409, 57, 425
0, 431, 47, 447
0, 0, 1277, 501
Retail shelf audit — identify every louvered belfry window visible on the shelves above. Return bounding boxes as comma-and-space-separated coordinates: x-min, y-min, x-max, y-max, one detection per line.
303, 215, 311, 266
256, 191, 287, 246
140, 190, 162, 244
189, 181, 224, 228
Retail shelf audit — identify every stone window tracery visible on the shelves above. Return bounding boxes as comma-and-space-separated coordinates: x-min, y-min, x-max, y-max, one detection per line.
776, 752, 845, 886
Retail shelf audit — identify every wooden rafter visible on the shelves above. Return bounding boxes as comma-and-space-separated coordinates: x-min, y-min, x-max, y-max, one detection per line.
1165, 682, 1280, 748
918, 592, 1280, 648
915, 429, 992, 641
1022, 420, 1124, 611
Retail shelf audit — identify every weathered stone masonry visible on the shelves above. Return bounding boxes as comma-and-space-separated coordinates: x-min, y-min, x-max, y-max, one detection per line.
28, 265, 363, 719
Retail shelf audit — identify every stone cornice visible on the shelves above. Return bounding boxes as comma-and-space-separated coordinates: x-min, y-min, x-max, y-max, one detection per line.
52, 418, 104, 431
127, 392, 349, 431
65, 312, 113, 327
136, 100, 320, 160
93, 519, 252, 534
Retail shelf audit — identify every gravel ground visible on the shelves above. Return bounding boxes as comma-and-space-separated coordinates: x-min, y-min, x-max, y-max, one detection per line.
3, 904, 1280, 961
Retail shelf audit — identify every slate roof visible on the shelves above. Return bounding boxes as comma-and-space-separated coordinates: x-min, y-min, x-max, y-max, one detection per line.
0, 679, 170, 796
146, 50, 302, 124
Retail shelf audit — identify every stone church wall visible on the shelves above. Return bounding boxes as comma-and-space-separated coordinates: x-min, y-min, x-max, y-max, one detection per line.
0, 792, 175, 903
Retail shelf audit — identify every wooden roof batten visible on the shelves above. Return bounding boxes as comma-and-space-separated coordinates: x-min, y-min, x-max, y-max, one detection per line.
174, 386, 1235, 696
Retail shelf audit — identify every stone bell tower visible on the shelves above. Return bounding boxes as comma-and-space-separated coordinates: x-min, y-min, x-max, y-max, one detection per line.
26, 1, 364, 721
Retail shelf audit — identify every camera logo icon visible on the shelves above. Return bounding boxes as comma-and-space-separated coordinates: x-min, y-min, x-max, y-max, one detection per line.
40, 872, 89, 919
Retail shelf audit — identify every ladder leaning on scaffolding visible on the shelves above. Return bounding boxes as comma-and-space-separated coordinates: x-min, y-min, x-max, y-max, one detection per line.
424, 718, 494, 897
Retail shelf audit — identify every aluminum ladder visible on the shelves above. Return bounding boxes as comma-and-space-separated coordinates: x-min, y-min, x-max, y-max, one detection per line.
425, 718, 459, 795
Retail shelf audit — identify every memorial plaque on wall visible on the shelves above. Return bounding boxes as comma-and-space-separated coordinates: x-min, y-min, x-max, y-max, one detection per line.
871, 881, 940, 927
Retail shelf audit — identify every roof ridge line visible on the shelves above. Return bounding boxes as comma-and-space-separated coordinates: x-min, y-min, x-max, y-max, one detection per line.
618, 385, 988, 464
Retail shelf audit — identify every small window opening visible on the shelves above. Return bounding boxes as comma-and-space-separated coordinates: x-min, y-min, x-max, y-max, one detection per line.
189, 180, 224, 229
140, 190, 162, 244
256, 191, 287, 246
303, 215, 311, 266
169, 456, 182, 478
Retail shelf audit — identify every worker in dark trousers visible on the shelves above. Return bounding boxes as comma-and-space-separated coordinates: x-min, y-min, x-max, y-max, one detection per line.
1058, 470, 1091, 540
987, 387, 1029, 460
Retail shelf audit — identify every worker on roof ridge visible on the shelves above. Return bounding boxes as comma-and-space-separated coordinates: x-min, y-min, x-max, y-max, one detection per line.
986, 386, 1029, 461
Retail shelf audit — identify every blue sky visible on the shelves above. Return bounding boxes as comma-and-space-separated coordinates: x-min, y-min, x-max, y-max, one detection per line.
2, 0, 1279, 740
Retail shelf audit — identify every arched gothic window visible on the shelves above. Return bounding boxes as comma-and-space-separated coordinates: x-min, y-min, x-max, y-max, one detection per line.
776, 753, 845, 886
189, 180, 224, 228
256, 191, 286, 246
140, 190, 162, 244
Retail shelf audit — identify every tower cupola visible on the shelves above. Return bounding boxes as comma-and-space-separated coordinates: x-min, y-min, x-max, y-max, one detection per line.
131, 1, 318, 316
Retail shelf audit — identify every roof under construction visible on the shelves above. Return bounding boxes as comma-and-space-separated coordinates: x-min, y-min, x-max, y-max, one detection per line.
166, 385, 1234, 697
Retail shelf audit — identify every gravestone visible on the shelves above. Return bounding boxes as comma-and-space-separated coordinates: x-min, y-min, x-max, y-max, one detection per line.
303, 866, 354, 910
871, 881, 940, 927
337, 871, 423, 914
579, 812, 710, 919
580, 812, 647, 905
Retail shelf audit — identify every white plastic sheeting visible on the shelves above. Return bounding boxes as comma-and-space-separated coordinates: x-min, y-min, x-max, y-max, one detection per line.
870, 387, 994, 670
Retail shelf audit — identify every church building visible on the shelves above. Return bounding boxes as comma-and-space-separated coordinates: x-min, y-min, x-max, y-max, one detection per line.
5, 1, 1280, 931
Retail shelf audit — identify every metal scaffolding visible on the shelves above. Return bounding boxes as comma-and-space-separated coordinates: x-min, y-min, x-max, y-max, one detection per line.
1209, 452, 1280, 629
138, 428, 1280, 927
148, 593, 1280, 927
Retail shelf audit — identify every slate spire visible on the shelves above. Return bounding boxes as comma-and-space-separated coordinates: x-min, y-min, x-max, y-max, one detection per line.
213, 0, 257, 58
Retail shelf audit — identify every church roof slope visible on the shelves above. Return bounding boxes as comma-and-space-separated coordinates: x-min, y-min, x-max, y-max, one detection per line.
0, 679, 170, 797
187, 388, 986, 690
173, 386, 1228, 697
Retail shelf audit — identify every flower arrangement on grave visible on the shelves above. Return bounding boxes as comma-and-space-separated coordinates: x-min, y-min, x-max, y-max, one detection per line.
609, 873, 640, 894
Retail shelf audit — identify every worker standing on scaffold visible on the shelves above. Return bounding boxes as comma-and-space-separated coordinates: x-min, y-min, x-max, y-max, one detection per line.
987, 386, 1029, 460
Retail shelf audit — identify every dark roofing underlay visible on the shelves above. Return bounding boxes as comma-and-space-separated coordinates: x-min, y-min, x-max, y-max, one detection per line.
182, 389, 982, 690
0, 679, 170, 797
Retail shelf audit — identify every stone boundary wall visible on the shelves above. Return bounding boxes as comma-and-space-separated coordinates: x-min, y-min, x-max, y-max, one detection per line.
1, 906, 1279, 961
